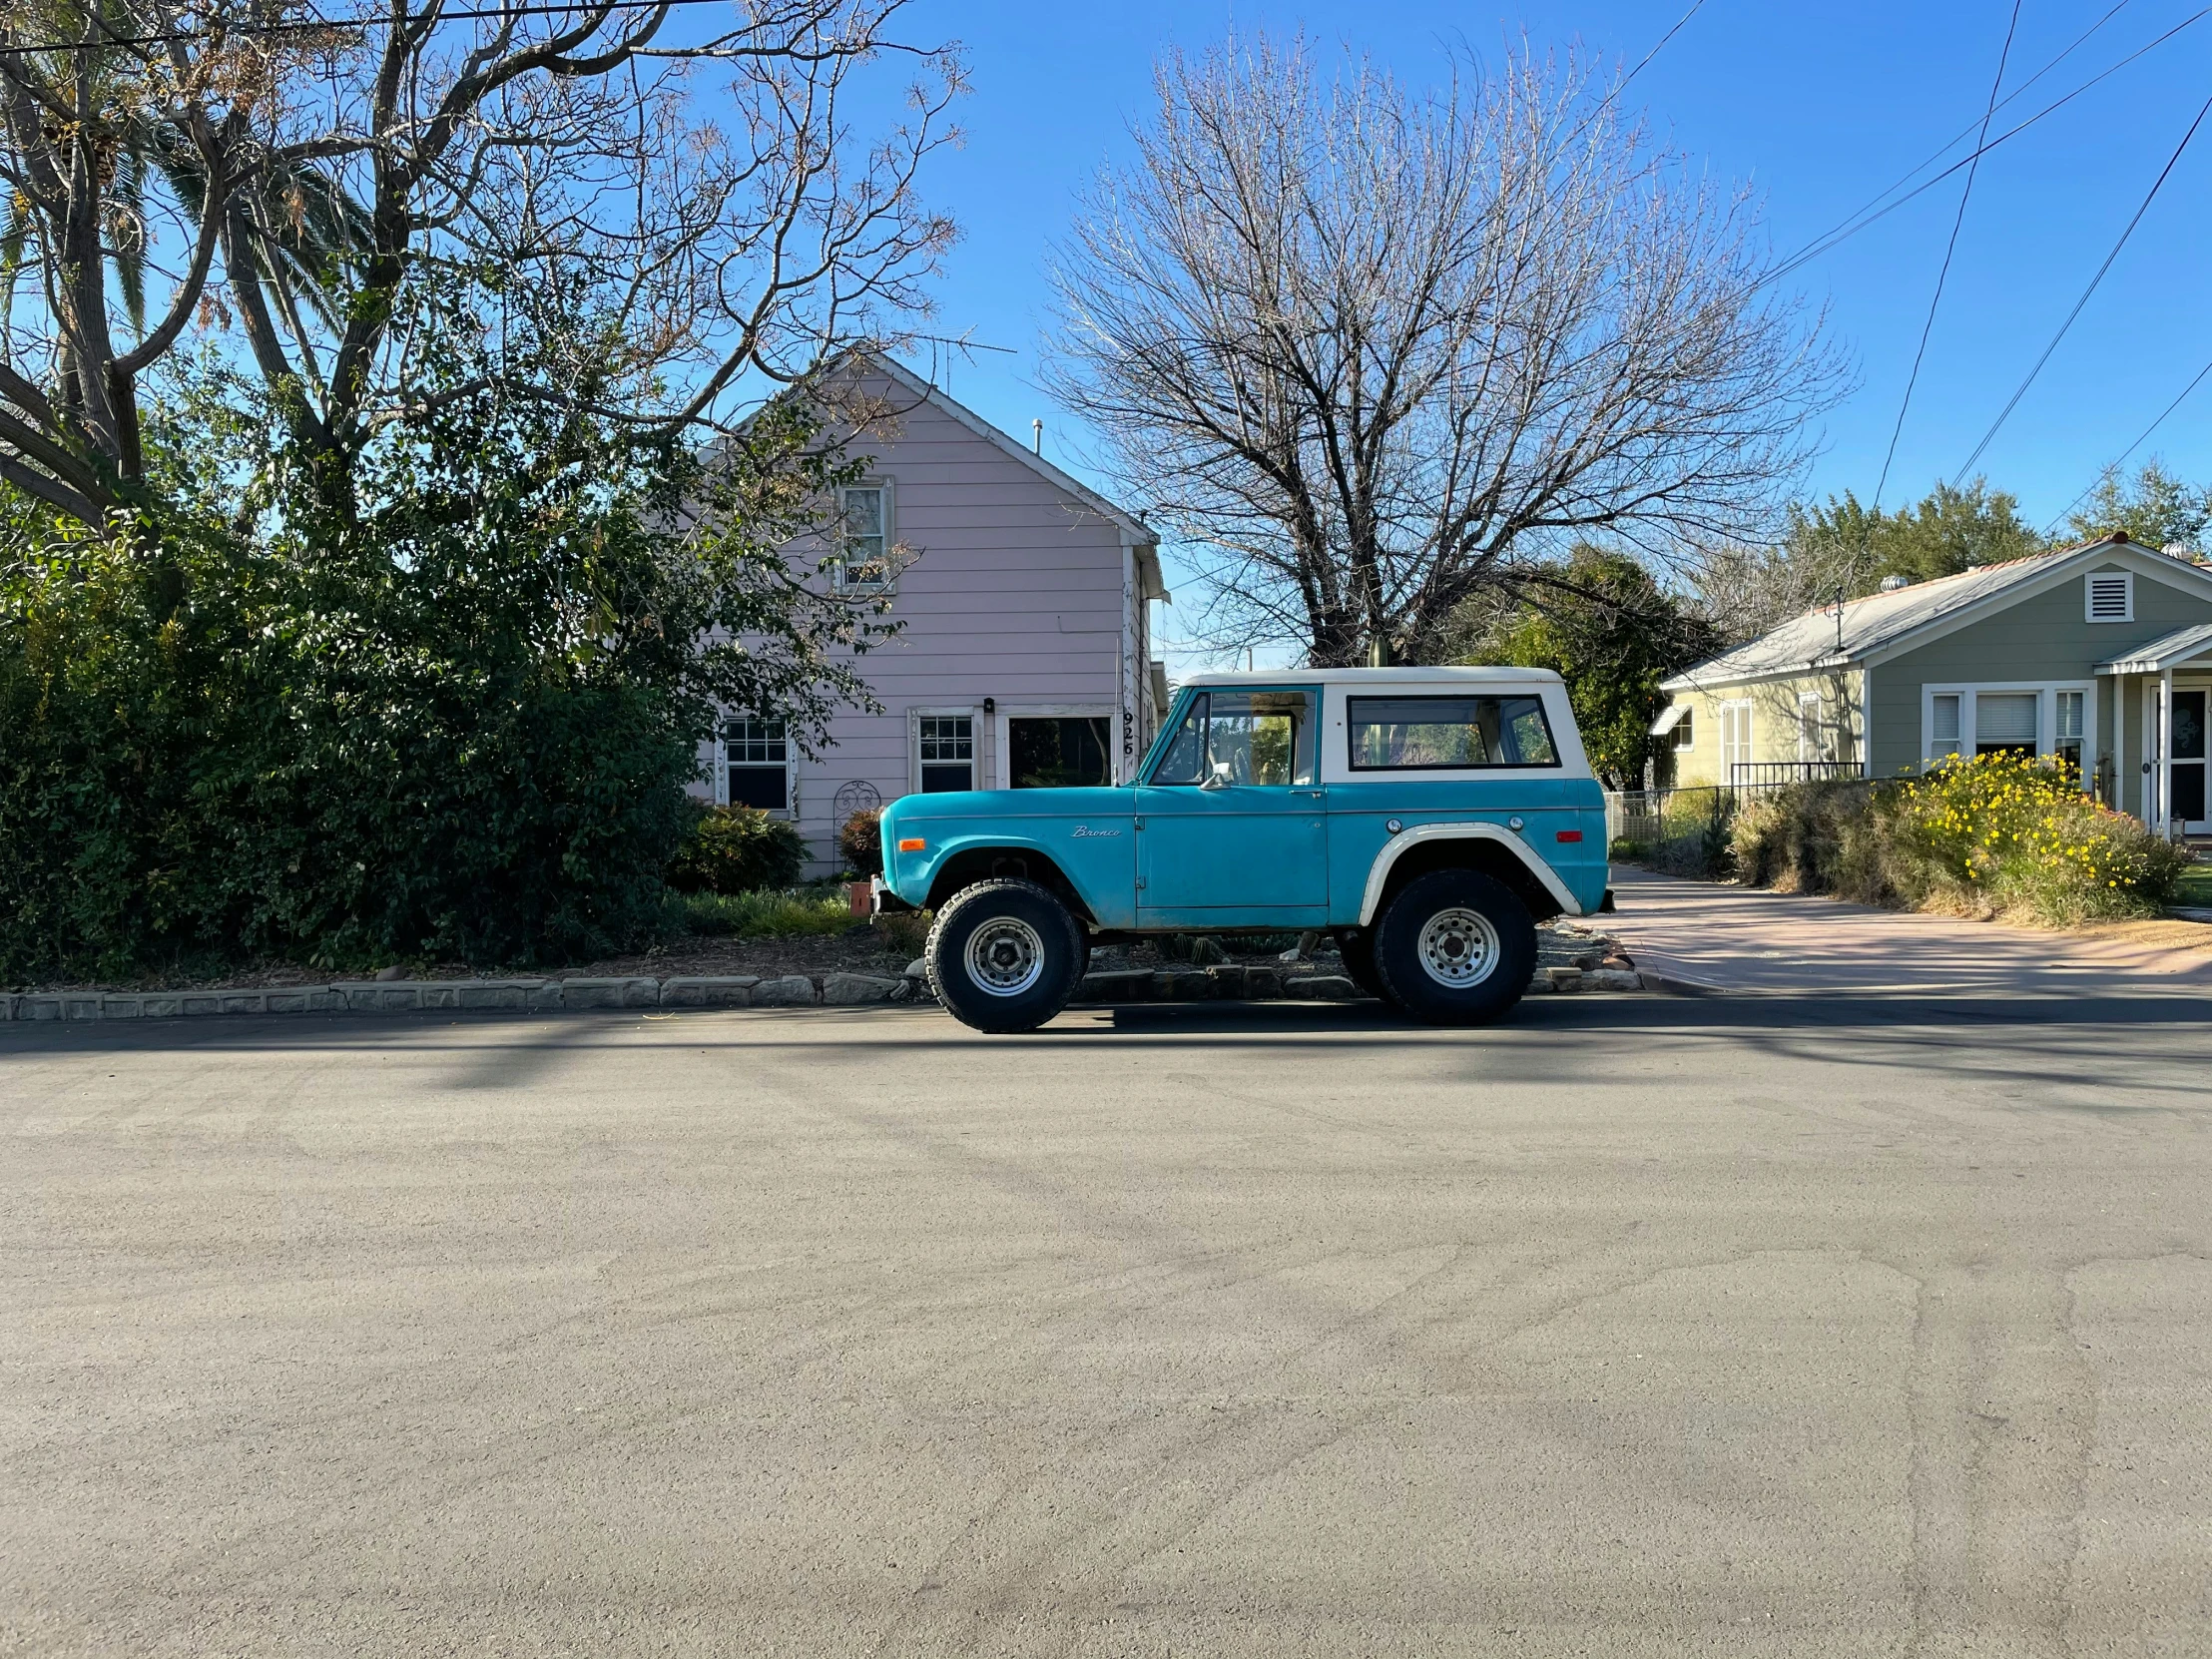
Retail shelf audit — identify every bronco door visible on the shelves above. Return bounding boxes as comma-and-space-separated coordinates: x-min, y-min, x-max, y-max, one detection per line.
1136, 688, 1329, 928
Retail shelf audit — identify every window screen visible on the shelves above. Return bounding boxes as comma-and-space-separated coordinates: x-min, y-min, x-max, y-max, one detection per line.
1931, 694, 1960, 756
835, 486, 889, 590
1974, 692, 2037, 757
1347, 696, 1560, 770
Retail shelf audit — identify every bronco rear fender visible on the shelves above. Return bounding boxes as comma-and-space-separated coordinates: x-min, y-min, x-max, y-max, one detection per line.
1358, 823, 1583, 926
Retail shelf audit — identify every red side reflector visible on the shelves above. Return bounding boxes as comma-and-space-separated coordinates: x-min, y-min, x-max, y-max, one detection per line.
897, 837, 926, 852
1555, 830, 1583, 842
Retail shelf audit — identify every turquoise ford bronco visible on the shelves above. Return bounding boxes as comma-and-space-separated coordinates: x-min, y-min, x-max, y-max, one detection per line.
874, 668, 1610, 1032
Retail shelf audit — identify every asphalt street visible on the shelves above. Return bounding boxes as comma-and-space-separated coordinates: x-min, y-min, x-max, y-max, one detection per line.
5, 991, 2211, 1656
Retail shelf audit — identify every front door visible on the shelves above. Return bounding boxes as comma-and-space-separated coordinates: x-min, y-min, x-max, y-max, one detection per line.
2172, 688, 2208, 831
1137, 687, 1328, 927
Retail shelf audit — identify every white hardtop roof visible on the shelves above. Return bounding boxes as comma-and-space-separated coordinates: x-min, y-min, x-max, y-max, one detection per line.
1177, 666, 1564, 688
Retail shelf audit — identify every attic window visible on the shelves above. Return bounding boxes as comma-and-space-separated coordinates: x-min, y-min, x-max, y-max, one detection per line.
2086, 572, 2132, 623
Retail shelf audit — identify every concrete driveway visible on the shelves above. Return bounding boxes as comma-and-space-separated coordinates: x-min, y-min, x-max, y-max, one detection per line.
1609, 865, 2212, 996
5, 994, 2211, 1657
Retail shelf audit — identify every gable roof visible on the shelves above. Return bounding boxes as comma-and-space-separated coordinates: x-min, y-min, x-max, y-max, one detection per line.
1660, 535, 2212, 691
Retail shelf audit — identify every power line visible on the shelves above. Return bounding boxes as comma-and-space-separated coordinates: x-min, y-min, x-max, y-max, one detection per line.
2043, 354, 2212, 536
1874, 0, 2021, 509
0, 0, 727, 56
1766, 5, 2207, 290
1953, 87, 2212, 485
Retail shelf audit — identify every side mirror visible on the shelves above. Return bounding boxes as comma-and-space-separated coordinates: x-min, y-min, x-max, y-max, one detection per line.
1201, 761, 1233, 791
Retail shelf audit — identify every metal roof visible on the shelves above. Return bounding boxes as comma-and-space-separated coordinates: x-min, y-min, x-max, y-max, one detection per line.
2093, 620, 2212, 675
1657, 535, 2212, 690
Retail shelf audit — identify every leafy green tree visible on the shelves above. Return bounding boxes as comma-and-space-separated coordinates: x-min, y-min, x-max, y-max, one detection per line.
2065, 459, 2209, 553
0, 270, 891, 979
1788, 479, 2042, 596
1451, 546, 1720, 789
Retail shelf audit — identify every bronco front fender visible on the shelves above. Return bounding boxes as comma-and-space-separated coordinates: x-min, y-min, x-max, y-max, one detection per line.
1358, 823, 1583, 927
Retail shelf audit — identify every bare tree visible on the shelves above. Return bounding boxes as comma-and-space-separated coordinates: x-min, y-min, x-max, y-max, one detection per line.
0, 0, 961, 526
1045, 34, 1843, 666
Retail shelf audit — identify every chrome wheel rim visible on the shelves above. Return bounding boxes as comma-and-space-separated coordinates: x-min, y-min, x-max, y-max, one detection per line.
964, 917, 1046, 997
1416, 907, 1500, 989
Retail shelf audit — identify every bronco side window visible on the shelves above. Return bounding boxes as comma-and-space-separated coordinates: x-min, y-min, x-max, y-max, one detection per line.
1149, 691, 1316, 786
1348, 695, 1561, 770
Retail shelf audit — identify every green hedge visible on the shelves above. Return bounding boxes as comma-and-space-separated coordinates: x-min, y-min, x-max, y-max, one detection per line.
667, 806, 808, 894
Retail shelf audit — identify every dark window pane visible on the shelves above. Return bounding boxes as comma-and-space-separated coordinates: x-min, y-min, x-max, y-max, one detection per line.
729, 766, 788, 810
921, 764, 972, 793
1348, 695, 1561, 770
2174, 693, 2207, 762
1011, 717, 1112, 788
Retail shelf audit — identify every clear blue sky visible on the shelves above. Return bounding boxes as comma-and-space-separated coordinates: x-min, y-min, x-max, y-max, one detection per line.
898, 0, 2212, 658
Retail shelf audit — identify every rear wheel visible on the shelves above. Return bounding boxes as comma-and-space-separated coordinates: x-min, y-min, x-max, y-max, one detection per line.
924, 878, 1086, 1033
1372, 870, 1534, 1025
1335, 928, 1399, 1008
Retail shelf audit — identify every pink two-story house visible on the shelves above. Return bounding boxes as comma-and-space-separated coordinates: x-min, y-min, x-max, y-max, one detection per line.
704, 355, 1171, 873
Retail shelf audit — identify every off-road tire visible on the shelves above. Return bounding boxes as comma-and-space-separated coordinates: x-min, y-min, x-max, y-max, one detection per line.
1372, 870, 1535, 1026
1335, 927, 1400, 1008
924, 878, 1087, 1033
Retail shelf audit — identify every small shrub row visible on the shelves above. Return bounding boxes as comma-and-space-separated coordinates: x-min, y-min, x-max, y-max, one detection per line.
666, 805, 808, 895
1732, 753, 2188, 926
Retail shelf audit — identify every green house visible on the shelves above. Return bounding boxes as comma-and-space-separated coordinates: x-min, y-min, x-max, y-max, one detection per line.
1652, 533, 2212, 834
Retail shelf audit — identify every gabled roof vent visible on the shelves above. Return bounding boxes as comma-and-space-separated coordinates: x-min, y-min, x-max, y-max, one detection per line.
1879, 574, 1911, 592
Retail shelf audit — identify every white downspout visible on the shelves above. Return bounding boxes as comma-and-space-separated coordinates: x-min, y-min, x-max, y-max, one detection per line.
2159, 668, 2175, 836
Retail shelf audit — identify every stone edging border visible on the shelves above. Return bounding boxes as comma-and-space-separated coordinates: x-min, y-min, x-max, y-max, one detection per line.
2, 962, 1666, 1024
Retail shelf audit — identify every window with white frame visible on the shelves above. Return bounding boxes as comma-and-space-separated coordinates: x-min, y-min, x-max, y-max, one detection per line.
1672, 708, 1695, 751
916, 714, 974, 793
1930, 694, 1961, 762
1797, 693, 1826, 761
2085, 571, 2132, 622
1974, 692, 2038, 758
833, 484, 891, 592
1720, 700, 1753, 780
725, 718, 790, 811
2054, 690, 2085, 778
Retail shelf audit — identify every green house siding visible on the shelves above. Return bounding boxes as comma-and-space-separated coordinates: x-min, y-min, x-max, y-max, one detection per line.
1870, 560, 2212, 808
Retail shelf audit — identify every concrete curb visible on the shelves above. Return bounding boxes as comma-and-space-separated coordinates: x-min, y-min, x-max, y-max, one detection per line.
3, 960, 1655, 1023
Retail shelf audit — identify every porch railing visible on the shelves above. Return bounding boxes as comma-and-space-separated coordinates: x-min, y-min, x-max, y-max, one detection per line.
1727, 760, 1866, 788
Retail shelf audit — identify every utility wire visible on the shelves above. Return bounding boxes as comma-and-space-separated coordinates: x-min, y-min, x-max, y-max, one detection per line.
1875, 0, 2022, 509
1953, 86, 2212, 485
2043, 354, 2212, 536
0, 0, 727, 55
1766, 5, 2207, 290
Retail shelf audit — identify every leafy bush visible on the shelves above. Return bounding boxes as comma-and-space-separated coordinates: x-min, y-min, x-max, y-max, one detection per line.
0, 274, 893, 983
1731, 755, 2187, 926
839, 809, 883, 877
674, 887, 852, 938
668, 806, 807, 894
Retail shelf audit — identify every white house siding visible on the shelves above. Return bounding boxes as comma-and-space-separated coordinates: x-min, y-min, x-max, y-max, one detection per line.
695, 364, 1162, 874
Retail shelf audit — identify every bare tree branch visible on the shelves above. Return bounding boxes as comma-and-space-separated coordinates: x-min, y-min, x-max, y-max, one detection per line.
1045, 33, 1845, 666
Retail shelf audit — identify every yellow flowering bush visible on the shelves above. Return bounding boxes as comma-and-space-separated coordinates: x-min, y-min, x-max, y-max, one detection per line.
1732, 752, 2189, 926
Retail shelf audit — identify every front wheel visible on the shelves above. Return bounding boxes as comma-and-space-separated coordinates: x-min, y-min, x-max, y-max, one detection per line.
1372, 870, 1535, 1025
924, 878, 1086, 1033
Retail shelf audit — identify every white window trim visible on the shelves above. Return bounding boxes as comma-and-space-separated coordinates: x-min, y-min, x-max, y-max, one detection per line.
2084, 570, 2133, 623
909, 705, 980, 795
1797, 692, 1826, 762
1919, 681, 2096, 769
720, 716, 797, 819
1719, 698, 1754, 778
831, 478, 896, 594
991, 704, 1121, 790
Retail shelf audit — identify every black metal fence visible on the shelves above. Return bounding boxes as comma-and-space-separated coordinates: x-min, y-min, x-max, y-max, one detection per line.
1727, 761, 1866, 788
